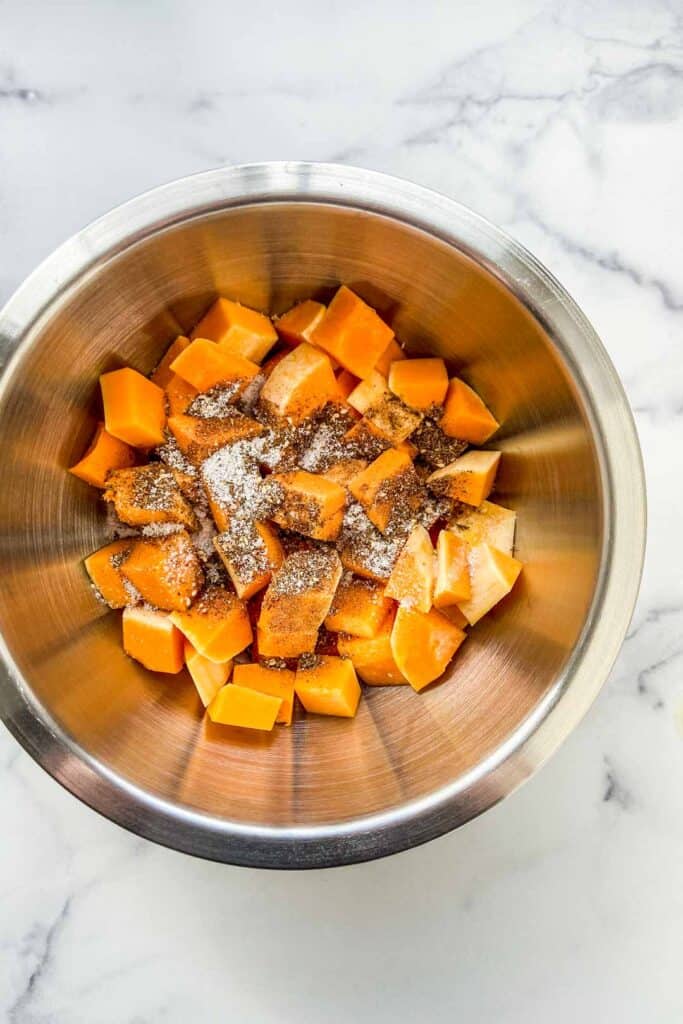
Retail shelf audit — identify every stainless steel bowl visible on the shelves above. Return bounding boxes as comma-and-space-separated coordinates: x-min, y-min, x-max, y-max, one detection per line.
0, 163, 645, 868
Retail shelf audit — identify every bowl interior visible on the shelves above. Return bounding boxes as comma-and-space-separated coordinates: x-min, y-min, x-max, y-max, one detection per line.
0, 200, 601, 830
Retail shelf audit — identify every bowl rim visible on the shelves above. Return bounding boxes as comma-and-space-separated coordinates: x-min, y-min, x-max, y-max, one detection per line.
0, 162, 646, 868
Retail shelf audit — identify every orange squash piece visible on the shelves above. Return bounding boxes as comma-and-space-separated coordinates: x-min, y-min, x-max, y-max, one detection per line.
259, 342, 339, 421
167, 412, 263, 464
170, 586, 253, 663
100, 367, 166, 447
388, 357, 448, 411
294, 655, 361, 718
69, 422, 135, 488
267, 470, 346, 541
449, 500, 516, 556
84, 539, 134, 608
122, 606, 185, 674
233, 662, 296, 725
456, 544, 522, 625
151, 336, 191, 390
349, 449, 419, 534
390, 605, 466, 692
427, 450, 501, 507
214, 518, 284, 600
310, 286, 394, 380
337, 502, 403, 582
207, 683, 282, 730
192, 298, 278, 363
434, 530, 471, 606
170, 338, 259, 393
165, 373, 199, 415
184, 641, 232, 707
261, 349, 289, 378
375, 338, 405, 377
324, 573, 393, 638
440, 378, 499, 443
384, 525, 435, 612
437, 603, 469, 630
256, 626, 319, 659
335, 369, 359, 403
259, 547, 342, 639
120, 531, 204, 612
347, 370, 388, 415
104, 463, 197, 530
276, 300, 326, 346
337, 613, 409, 685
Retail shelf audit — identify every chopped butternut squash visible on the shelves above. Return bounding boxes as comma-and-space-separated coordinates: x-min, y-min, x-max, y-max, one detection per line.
184, 641, 232, 707
69, 423, 135, 488
170, 338, 259, 393
449, 500, 516, 556
256, 626, 318, 659
258, 547, 342, 640
168, 412, 263, 464
311, 286, 394, 379
349, 449, 419, 534
384, 525, 435, 612
276, 300, 326, 346
100, 367, 166, 447
434, 530, 471, 606
214, 518, 283, 600
267, 470, 346, 542
192, 298, 277, 363
120, 531, 204, 612
456, 544, 522, 625
84, 539, 134, 608
122, 606, 185, 674
440, 378, 499, 443
375, 338, 405, 377
165, 373, 199, 415
337, 613, 409, 685
104, 463, 197, 530
388, 357, 448, 411
233, 662, 296, 725
151, 336, 190, 390
259, 342, 338, 421
170, 586, 252, 663
427, 450, 501, 506
294, 655, 361, 718
335, 369, 359, 403
208, 683, 282, 730
324, 573, 393, 637
390, 605, 466, 691
347, 369, 388, 415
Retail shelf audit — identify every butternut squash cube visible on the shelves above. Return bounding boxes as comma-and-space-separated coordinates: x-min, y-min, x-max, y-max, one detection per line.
375, 338, 405, 377
100, 367, 166, 447
324, 573, 392, 638
440, 378, 499, 443
434, 530, 471, 606
69, 423, 135, 488
349, 449, 419, 534
151, 336, 190, 390
122, 606, 185, 674
165, 373, 199, 415
233, 662, 296, 725
267, 470, 346, 541
104, 463, 197, 530
84, 539, 134, 608
120, 531, 204, 612
388, 357, 448, 411
427, 450, 501, 507
170, 338, 259, 393
311, 286, 394, 379
347, 370, 388, 415
214, 518, 283, 600
170, 586, 252, 663
276, 299, 326, 346
364, 392, 423, 445
456, 544, 522, 625
258, 547, 342, 638
384, 525, 435, 612
337, 613, 409, 686
259, 342, 338, 421
168, 412, 263, 464
256, 626, 318, 659
192, 298, 277, 363
342, 419, 391, 462
449, 500, 517, 556
207, 683, 282, 731
390, 605, 466, 691
184, 641, 232, 707
337, 502, 403, 582
294, 655, 361, 718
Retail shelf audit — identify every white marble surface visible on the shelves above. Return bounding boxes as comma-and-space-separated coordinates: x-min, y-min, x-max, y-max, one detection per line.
1, 1, 682, 1020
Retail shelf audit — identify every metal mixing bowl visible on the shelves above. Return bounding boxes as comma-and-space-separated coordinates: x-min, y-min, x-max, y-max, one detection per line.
0, 163, 646, 868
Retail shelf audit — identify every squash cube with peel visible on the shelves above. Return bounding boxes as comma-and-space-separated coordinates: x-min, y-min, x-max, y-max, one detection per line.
384, 525, 435, 612
427, 450, 501, 507
324, 573, 393, 638
440, 378, 499, 444
151, 336, 191, 390
449, 500, 517, 556
233, 662, 296, 725
69, 423, 136, 488
214, 518, 284, 600
192, 298, 277, 363
207, 684, 282, 731
184, 641, 232, 707
122, 606, 185, 674
276, 300, 326, 346
120, 531, 204, 612
347, 370, 389, 415
266, 470, 347, 542
256, 626, 319, 659
84, 539, 135, 608
375, 338, 405, 377
390, 605, 466, 691
434, 530, 471, 607
310, 286, 394, 380
104, 463, 198, 530
258, 547, 342, 640
259, 342, 339, 421
100, 367, 167, 448
388, 357, 448, 411
167, 411, 264, 464
170, 338, 260, 393
170, 586, 252, 663
294, 655, 362, 718
337, 613, 409, 685
456, 544, 522, 625
349, 449, 420, 534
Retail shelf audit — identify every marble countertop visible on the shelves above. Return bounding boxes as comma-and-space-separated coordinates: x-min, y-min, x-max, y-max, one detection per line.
1, 1, 681, 1021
